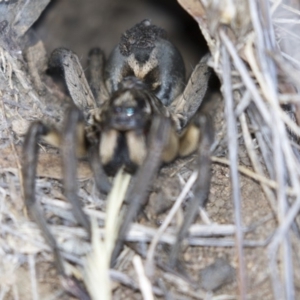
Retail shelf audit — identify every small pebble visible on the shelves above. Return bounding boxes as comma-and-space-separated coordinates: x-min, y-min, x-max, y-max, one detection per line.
198, 258, 235, 291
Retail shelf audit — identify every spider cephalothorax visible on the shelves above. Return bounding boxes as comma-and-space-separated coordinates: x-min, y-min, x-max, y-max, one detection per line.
22, 19, 216, 296
98, 84, 154, 175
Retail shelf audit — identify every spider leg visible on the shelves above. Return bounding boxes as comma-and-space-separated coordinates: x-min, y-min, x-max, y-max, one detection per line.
22, 113, 92, 299
170, 54, 212, 130
61, 106, 91, 235
111, 116, 172, 265
49, 48, 97, 110
169, 112, 214, 268
88, 144, 112, 194
22, 121, 65, 275
86, 48, 110, 106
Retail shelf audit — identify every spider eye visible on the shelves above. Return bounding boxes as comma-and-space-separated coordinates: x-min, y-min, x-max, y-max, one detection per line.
112, 106, 136, 117
126, 107, 135, 116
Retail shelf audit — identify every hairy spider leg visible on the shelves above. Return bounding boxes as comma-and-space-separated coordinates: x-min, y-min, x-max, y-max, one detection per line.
111, 115, 172, 265
22, 108, 92, 299
61, 106, 91, 235
22, 107, 92, 260
169, 110, 214, 268
170, 54, 212, 130
88, 144, 112, 194
49, 48, 98, 110
22, 121, 65, 275
87, 48, 110, 106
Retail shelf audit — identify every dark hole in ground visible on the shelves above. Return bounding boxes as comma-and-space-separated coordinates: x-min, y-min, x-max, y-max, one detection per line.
33, 0, 208, 74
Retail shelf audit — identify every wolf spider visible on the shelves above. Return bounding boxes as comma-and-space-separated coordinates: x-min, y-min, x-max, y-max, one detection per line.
22, 20, 214, 285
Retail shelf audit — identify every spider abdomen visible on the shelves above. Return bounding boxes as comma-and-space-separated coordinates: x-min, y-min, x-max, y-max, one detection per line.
105, 20, 185, 107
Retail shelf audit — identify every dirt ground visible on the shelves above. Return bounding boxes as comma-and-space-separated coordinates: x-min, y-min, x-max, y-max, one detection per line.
1, 0, 298, 299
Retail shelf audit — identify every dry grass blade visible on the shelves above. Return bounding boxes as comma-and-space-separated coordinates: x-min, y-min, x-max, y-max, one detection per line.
133, 255, 154, 300
220, 39, 246, 299
251, 2, 296, 298
83, 217, 110, 300
105, 169, 131, 256
145, 171, 198, 277
83, 169, 131, 300
238, 113, 277, 210
28, 254, 39, 300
